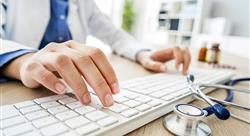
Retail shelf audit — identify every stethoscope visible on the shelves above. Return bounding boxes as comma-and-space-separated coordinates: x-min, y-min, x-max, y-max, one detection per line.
163, 74, 250, 136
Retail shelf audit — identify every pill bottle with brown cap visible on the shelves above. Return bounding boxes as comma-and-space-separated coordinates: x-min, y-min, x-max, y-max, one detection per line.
205, 43, 220, 64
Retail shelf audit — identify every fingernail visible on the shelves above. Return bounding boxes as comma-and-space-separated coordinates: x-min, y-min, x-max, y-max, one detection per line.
55, 83, 66, 94
160, 65, 166, 72
105, 94, 113, 106
111, 83, 120, 94
82, 93, 91, 104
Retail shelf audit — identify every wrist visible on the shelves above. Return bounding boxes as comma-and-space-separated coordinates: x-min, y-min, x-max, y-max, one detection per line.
1, 53, 35, 80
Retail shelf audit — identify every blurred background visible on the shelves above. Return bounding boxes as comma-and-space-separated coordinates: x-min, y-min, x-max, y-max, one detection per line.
88, 0, 249, 60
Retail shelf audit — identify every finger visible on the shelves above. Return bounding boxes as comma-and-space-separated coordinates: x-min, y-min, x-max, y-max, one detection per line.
76, 56, 114, 107
144, 59, 166, 72
173, 47, 183, 70
51, 45, 114, 107
28, 62, 66, 94
39, 52, 90, 104
66, 41, 119, 94
150, 48, 174, 62
182, 48, 191, 75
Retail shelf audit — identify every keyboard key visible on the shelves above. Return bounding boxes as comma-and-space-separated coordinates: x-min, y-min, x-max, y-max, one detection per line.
109, 104, 129, 113
85, 110, 108, 121
14, 101, 35, 109
174, 90, 186, 97
162, 94, 176, 101
113, 95, 129, 103
150, 90, 170, 98
32, 116, 58, 128
41, 101, 60, 109
135, 104, 151, 112
75, 106, 95, 115
147, 85, 165, 92
65, 116, 90, 129
48, 106, 68, 114
0, 105, 19, 120
58, 97, 77, 105
41, 123, 69, 136
66, 101, 82, 109
34, 95, 68, 104
55, 111, 78, 121
20, 131, 42, 136
1, 116, 25, 129
123, 93, 139, 99
121, 109, 139, 117
97, 116, 118, 127
3, 124, 33, 136
76, 123, 100, 135
25, 110, 49, 120
147, 100, 162, 107
123, 100, 141, 108
58, 131, 78, 136
129, 88, 154, 95
135, 96, 152, 103
178, 89, 190, 95
20, 105, 41, 114
168, 84, 187, 91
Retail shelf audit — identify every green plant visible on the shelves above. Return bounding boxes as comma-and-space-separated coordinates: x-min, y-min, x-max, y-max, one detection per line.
122, 0, 135, 33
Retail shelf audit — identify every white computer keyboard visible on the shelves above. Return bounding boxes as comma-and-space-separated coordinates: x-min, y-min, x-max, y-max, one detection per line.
0, 68, 234, 136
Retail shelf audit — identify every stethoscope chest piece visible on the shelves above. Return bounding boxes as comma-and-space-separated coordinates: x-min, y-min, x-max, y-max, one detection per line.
163, 104, 212, 136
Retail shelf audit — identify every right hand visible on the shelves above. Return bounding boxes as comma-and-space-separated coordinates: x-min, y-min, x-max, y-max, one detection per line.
12, 41, 119, 107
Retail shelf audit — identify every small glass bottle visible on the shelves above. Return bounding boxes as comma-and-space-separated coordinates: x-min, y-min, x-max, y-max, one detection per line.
198, 42, 207, 62
205, 43, 220, 64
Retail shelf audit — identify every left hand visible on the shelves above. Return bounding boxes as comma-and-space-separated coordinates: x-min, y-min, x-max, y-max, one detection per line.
137, 47, 191, 75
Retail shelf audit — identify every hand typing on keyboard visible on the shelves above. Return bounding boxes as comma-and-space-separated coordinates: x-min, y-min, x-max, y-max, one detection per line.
1, 41, 119, 107
0, 69, 233, 136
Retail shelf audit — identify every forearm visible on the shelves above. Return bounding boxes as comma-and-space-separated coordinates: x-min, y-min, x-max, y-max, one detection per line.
0, 53, 34, 80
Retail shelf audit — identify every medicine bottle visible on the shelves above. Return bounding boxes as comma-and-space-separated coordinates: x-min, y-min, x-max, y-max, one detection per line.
197, 42, 207, 62
205, 43, 220, 64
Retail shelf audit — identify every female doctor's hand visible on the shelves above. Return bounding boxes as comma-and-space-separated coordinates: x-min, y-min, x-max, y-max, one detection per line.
137, 47, 191, 75
3, 41, 119, 107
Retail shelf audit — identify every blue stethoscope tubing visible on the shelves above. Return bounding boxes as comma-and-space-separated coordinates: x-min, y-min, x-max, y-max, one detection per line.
202, 77, 250, 123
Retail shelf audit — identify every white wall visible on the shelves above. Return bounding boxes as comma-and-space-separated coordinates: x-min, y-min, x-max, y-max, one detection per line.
209, 0, 249, 37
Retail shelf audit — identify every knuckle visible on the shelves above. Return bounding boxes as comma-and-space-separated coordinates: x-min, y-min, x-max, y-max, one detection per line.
65, 40, 78, 47
90, 48, 103, 57
77, 56, 93, 65
66, 40, 75, 45
54, 54, 70, 67
26, 62, 39, 71
45, 42, 57, 50
40, 71, 52, 82
96, 80, 108, 90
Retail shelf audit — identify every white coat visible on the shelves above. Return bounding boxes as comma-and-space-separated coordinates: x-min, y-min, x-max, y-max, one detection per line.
1, 0, 145, 60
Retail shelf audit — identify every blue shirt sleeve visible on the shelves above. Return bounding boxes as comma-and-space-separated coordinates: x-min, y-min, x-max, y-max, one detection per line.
0, 49, 36, 82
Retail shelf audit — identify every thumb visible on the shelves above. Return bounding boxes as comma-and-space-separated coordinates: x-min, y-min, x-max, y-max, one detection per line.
144, 59, 166, 72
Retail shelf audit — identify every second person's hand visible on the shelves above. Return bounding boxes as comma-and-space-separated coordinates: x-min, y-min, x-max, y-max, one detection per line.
18, 40, 119, 107
137, 47, 191, 75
